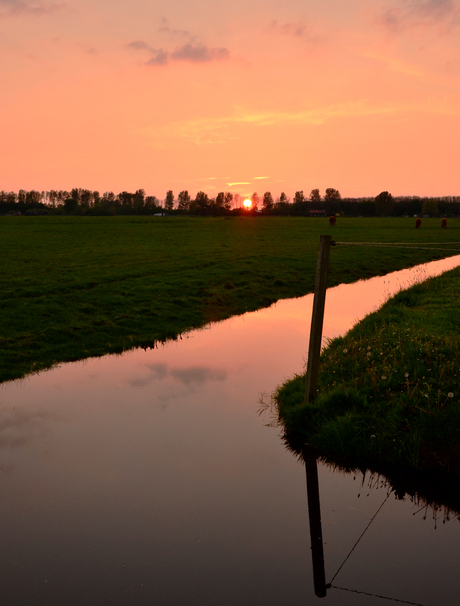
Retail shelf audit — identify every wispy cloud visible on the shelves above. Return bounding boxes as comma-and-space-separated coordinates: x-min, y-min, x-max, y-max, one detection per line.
378, 0, 460, 33
0, 0, 66, 18
270, 19, 325, 45
146, 99, 460, 145
127, 40, 151, 51
365, 51, 460, 88
226, 181, 251, 186
0, 408, 63, 449
127, 37, 229, 66
146, 49, 169, 66
365, 52, 430, 80
254, 176, 269, 180
127, 363, 227, 388
157, 17, 192, 40
170, 366, 227, 385
170, 43, 229, 63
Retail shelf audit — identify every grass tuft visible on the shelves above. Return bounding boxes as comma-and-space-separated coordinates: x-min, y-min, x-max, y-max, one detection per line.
276, 267, 460, 477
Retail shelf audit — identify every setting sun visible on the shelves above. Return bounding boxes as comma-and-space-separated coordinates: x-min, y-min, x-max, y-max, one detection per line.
243, 199, 252, 209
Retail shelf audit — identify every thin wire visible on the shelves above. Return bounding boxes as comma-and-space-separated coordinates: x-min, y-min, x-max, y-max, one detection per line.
334, 242, 460, 252
335, 241, 460, 245
329, 492, 391, 585
330, 585, 429, 606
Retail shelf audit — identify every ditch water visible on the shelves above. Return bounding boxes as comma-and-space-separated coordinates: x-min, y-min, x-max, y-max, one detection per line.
2, 255, 460, 606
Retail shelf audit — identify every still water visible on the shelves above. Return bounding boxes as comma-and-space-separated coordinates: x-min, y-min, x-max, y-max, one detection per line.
2, 256, 460, 606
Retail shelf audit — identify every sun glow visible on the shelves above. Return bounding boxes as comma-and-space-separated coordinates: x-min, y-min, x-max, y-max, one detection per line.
243, 199, 252, 209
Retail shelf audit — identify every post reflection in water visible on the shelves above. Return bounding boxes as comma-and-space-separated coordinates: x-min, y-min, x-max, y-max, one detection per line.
1, 255, 460, 605
305, 449, 327, 598
301, 440, 460, 605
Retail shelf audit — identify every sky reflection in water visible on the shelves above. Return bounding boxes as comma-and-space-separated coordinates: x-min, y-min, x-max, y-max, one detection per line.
1, 256, 460, 605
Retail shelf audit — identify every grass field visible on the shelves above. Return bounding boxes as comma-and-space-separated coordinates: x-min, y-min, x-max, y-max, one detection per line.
2, 215, 460, 384
275, 264, 460, 478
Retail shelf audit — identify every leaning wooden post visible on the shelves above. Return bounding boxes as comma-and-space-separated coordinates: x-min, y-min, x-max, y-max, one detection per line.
305, 448, 327, 598
305, 235, 332, 404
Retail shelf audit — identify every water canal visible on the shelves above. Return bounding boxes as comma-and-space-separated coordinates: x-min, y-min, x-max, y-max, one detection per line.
2, 256, 460, 605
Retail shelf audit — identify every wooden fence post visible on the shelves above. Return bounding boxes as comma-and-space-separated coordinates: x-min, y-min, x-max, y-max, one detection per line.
305, 235, 332, 404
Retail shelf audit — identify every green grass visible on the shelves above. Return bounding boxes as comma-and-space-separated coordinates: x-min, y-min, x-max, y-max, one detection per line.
276, 265, 460, 478
2, 215, 460, 384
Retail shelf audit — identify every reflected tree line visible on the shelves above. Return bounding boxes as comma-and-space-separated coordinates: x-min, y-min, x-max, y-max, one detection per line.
1, 187, 459, 217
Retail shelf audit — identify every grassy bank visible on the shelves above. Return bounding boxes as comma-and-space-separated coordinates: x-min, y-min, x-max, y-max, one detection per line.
2, 215, 460, 384
276, 265, 460, 478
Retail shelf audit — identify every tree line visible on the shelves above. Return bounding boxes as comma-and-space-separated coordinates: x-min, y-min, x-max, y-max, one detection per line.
1, 187, 459, 217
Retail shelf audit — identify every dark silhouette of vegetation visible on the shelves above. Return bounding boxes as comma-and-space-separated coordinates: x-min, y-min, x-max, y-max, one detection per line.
310, 189, 321, 203
177, 190, 191, 211
165, 190, 174, 211
1, 188, 460, 218
324, 187, 341, 202
294, 191, 305, 204
262, 191, 274, 211
374, 191, 394, 216
422, 199, 439, 217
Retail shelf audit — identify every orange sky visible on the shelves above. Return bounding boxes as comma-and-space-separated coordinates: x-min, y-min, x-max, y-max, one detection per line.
1, 0, 459, 200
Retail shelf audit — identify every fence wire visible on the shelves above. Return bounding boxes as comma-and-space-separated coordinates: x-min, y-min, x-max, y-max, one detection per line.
334, 241, 460, 252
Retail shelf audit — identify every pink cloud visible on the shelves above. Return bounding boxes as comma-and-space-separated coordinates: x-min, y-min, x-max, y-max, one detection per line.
170, 44, 229, 63
128, 39, 229, 66
378, 0, 460, 33
0, 0, 66, 18
270, 19, 325, 45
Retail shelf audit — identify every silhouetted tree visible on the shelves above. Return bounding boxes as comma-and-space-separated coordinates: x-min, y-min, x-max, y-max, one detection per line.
251, 192, 260, 210
70, 188, 81, 203
165, 190, 174, 211
192, 191, 209, 214
215, 191, 232, 213
294, 190, 305, 204
145, 195, 159, 211
224, 192, 233, 210
133, 189, 145, 212
324, 188, 341, 201
262, 191, 274, 211
374, 191, 394, 216
25, 190, 43, 206
118, 191, 134, 212
177, 190, 191, 211
279, 192, 288, 204
64, 198, 78, 213
422, 199, 439, 217
310, 189, 321, 203
80, 189, 93, 210
17, 190, 27, 206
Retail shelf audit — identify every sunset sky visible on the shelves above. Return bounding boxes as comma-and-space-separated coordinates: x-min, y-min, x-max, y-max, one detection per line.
1, 0, 459, 200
